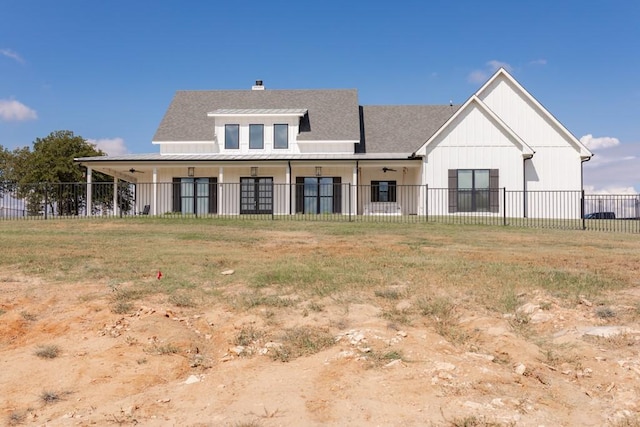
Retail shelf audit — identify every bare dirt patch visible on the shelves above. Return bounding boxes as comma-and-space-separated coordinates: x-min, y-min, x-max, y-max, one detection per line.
1, 272, 640, 426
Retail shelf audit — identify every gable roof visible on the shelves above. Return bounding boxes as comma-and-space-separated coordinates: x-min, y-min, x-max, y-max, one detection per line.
476, 68, 593, 159
416, 95, 535, 156
360, 105, 459, 154
153, 89, 360, 142
416, 68, 590, 158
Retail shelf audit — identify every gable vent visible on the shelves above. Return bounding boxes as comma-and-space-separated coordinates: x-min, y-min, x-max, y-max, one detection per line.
252, 80, 265, 90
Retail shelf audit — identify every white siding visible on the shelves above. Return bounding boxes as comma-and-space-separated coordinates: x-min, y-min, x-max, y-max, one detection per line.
159, 143, 218, 154
479, 77, 584, 191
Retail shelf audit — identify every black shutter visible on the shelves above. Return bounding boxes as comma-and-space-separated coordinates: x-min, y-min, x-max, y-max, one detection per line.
295, 177, 304, 214
489, 169, 500, 213
389, 181, 397, 203
448, 170, 457, 213
208, 178, 217, 214
172, 178, 181, 213
333, 177, 342, 214
371, 181, 379, 202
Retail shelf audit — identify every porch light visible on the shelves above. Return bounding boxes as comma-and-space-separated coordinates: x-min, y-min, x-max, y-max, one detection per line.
315, 166, 322, 177
187, 167, 195, 177
251, 167, 258, 177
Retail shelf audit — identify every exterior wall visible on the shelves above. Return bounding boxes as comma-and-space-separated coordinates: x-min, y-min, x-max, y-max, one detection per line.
134, 164, 357, 216
420, 104, 525, 216
159, 143, 218, 154
479, 77, 584, 191
359, 166, 421, 214
215, 116, 301, 154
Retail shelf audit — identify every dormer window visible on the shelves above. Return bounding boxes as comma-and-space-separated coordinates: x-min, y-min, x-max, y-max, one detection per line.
249, 124, 264, 149
225, 124, 239, 149
274, 124, 288, 149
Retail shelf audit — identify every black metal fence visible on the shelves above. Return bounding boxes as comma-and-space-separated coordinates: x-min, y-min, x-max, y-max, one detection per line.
1, 182, 638, 233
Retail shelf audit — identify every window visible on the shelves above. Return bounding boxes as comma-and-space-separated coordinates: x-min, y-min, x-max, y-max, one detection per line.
249, 124, 264, 149
295, 177, 341, 214
172, 177, 217, 214
448, 169, 499, 213
274, 124, 288, 149
225, 124, 239, 149
371, 181, 396, 202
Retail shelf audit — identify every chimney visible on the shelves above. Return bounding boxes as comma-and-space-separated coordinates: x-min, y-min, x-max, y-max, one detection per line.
252, 80, 265, 90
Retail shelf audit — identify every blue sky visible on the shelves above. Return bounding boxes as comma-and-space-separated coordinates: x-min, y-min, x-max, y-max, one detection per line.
1, 0, 638, 192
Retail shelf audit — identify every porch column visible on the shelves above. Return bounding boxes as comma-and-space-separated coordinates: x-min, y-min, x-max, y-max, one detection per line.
218, 167, 224, 214
113, 178, 118, 217
86, 167, 93, 216
418, 158, 428, 215
285, 164, 291, 215
152, 168, 157, 216
352, 165, 358, 216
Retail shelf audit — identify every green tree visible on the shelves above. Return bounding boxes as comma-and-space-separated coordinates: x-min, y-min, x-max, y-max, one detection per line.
16, 130, 103, 183
10, 130, 134, 216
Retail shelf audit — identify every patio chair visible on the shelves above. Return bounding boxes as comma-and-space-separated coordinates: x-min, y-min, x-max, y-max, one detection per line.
138, 205, 150, 215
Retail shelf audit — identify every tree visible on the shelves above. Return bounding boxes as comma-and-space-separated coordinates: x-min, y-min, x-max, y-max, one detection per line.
7, 131, 135, 217
15, 130, 104, 183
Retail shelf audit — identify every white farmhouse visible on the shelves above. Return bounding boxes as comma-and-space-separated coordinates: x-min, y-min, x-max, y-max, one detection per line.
76, 69, 592, 218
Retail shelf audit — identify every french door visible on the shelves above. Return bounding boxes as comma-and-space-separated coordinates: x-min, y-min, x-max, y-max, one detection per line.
240, 177, 273, 214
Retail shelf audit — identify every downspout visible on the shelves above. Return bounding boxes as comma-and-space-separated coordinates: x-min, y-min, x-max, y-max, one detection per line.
581, 155, 592, 227
523, 154, 534, 218
355, 160, 359, 216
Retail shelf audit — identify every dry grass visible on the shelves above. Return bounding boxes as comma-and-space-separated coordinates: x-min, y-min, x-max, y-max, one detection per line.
0, 219, 638, 336
34, 345, 61, 359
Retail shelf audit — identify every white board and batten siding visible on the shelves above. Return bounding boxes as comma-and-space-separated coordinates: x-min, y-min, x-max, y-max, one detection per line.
422, 102, 525, 191
478, 75, 585, 192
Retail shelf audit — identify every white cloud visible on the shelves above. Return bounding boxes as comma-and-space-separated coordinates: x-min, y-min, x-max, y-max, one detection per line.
468, 60, 513, 84
487, 60, 513, 73
580, 134, 620, 150
87, 138, 128, 156
0, 48, 24, 64
0, 99, 37, 121
529, 59, 547, 66
583, 185, 638, 195
467, 70, 488, 84
584, 141, 639, 193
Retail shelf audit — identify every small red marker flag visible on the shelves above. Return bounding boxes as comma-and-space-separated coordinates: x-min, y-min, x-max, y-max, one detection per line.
157, 271, 163, 280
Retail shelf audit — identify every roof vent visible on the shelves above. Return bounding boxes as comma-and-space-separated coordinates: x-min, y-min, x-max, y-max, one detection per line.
252, 80, 265, 91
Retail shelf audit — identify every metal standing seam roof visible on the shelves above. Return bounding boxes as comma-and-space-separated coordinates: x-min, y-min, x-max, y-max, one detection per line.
75, 153, 421, 163
208, 108, 308, 116
153, 89, 360, 142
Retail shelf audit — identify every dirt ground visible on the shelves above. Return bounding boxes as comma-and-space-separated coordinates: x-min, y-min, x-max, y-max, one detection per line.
1, 269, 640, 427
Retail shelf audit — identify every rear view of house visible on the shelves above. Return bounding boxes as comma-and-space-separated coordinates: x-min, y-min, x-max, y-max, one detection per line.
76, 69, 592, 219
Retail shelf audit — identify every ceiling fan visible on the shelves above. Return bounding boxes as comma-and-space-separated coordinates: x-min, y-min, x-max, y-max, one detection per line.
382, 167, 397, 173
129, 168, 145, 174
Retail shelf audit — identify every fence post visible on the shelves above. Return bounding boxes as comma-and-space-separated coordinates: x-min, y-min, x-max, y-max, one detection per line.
349, 184, 352, 222
503, 188, 507, 226
425, 184, 428, 222
44, 185, 48, 220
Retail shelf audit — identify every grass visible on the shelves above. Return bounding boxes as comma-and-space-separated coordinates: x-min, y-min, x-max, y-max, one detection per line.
270, 326, 335, 362
0, 219, 637, 321
234, 325, 264, 347
146, 343, 180, 355
595, 306, 616, 319
40, 390, 70, 404
34, 345, 61, 359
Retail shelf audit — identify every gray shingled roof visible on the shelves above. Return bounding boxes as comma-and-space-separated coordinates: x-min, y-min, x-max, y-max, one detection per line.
153, 89, 360, 142
361, 105, 460, 153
